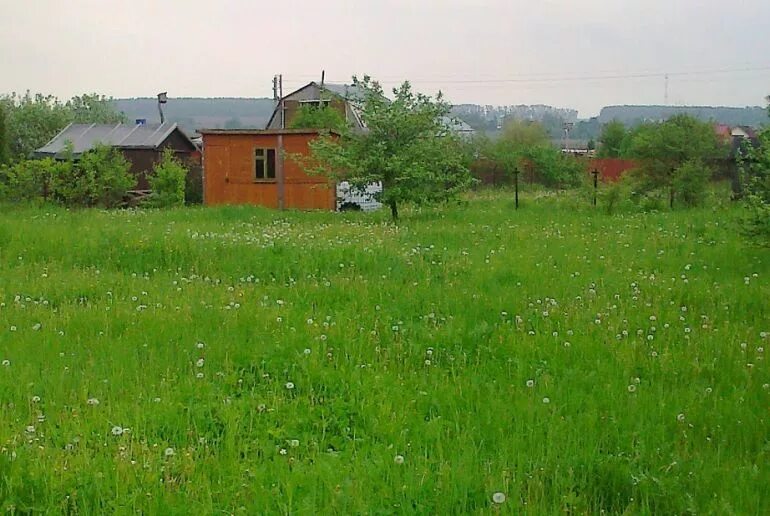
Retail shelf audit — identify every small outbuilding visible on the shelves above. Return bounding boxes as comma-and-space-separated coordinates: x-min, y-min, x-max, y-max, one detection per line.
35, 122, 200, 192
200, 129, 337, 210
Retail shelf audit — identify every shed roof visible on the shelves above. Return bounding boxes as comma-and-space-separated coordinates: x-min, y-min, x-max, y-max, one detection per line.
35, 122, 194, 157
199, 128, 340, 136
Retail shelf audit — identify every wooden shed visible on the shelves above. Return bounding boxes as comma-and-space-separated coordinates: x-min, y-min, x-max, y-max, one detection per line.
200, 129, 337, 210
35, 122, 200, 192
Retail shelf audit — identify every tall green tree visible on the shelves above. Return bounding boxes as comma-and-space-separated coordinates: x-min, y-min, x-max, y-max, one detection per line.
0, 103, 9, 165
627, 114, 726, 207
299, 76, 474, 221
739, 113, 770, 244
66, 94, 126, 124
0, 91, 125, 161
597, 120, 627, 158
483, 119, 582, 188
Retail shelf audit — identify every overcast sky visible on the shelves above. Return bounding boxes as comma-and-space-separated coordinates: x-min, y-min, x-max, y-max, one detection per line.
1, 0, 769, 117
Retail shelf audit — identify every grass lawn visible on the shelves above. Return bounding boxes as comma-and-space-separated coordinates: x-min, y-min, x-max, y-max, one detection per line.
0, 191, 767, 514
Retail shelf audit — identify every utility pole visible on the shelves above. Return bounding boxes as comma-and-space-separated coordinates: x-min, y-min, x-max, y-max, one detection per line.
279, 75, 284, 129
562, 122, 573, 153
664, 73, 669, 105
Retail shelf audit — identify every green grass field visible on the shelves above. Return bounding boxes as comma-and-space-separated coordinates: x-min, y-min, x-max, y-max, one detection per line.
0, 192, 767, 514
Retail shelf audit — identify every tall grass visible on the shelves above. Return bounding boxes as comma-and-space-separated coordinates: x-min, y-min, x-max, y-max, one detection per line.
0, 192, 767, 513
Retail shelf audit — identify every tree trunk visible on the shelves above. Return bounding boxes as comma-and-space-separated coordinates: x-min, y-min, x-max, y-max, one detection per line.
389, 200, 399, 222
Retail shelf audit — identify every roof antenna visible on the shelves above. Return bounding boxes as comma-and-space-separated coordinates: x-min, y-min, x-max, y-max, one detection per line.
157, 92, 168, 124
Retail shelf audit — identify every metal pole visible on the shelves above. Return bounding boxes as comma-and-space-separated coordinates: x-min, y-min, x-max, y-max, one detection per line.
592, 169, 598, 206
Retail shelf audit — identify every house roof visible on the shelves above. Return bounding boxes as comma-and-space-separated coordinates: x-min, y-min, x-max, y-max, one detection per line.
441, 116, 475, 134
35, 122, 194, 157
198, 128, 340, 136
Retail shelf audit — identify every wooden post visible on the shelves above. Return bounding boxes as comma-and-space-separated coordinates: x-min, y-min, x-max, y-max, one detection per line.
592, 169, 599, 206
514, 169, 519, 209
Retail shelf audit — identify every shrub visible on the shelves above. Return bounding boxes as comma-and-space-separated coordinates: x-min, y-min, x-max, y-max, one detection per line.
672, 159, 712, 207
0, 158, 67, 202
739, 128, 770, 245
52, 145, 133, 208
147, 149, 187, 208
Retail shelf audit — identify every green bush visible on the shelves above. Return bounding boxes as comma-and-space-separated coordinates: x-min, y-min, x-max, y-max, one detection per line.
739, 128, 770, 245
147, 149, 187, 208
672, 159, 712, 207
0, 145, 132, 208
0, 158, 67, 202
52, 145, 133, 208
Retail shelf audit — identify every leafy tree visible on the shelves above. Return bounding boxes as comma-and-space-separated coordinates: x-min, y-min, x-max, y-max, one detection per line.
147, 149, 188, 207
299, 76, 474, 221
290, 105, 347, 132
740, 127, 770, 244
597, 120, 627, 158
0, 91, 125, 162
52, 145, 132, 208
0, 103, 9, 165
0, 157, 68, 202
0, 92, 70, 160
66, 94, 126, 124
499, 119, 550, 148
481, 119, 583, 188
626, 114, 726, 208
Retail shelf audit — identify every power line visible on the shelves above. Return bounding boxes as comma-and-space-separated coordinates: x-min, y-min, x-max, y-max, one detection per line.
285, 65, 770, 86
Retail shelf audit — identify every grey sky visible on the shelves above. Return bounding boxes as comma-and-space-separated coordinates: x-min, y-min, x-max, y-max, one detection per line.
1, 0, 769, 117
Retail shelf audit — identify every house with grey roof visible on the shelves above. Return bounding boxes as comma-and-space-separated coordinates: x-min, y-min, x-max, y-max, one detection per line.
35, 122, 199, 191
265, 82, 366, 131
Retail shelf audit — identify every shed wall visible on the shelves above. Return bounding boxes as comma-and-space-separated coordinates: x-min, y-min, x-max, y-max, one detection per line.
203, 133, 335, 210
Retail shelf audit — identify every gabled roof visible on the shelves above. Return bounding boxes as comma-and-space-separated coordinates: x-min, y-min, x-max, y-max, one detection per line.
35, 122, 195, 157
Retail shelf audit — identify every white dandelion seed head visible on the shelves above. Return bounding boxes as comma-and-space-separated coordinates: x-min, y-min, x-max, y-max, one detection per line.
111, 426, 124, 436
257, 403, 267, 412
627, 384, 637, 393
526, 380, 535, 388
289, 439, 300, 448
304, 348, 312, 355
87, 398, 100, 406
1, 360, 9, 366
196, 341, 205, 349
677, 413, 686, 423
542, 397, 550, 404
285, 382, 295, 390
394, 454, 405, 465
492, 492, 506, 504
196, 358, 205, 368
164, 447, 175, 457
424, 359, 431, 366
25, 425, 35, 434
31, 396, 41, 403
196, 372, 204, 379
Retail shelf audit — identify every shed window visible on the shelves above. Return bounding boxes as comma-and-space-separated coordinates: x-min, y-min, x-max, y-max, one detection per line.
300, 100, 331, 109
254, 148, 276, 181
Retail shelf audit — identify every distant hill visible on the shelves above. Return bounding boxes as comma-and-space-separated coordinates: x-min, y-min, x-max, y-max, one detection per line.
598, 105, 768, 127
112, 97, 277, 135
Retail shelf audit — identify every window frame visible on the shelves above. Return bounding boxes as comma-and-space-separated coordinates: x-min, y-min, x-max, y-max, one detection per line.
253, 147, 277, 183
